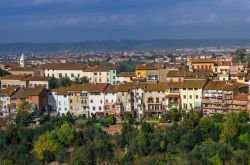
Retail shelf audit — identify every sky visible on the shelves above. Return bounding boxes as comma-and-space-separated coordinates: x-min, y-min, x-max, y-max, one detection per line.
0, 0, 250, 43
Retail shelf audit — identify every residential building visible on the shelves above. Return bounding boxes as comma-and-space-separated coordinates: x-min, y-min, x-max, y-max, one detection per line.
202, 81, 249, 115
10, 86, 48, 113
1, 75, 28, 89
116, 72, 136, 83
42, 63, 88, 80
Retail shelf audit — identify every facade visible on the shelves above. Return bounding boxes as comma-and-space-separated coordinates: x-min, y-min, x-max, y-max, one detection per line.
180, 80, 206, 112
51, 87, 69, 116
10, 86, 48, 112
116, 72, 136, 83
202, 81, 248, 115
42, 63, 88, 80
1, 75, 28, 89
0, 87, 17, 113
8, 67, 44, 77
136, 64, 165, 79
189, 59, 214, 70
23, 77, 53, 88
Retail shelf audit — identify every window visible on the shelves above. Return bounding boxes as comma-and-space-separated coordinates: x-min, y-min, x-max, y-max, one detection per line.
99, 106, 101, 110
78, 74, 80, 77
91, 100, 93, 103
93, 107, 95, 111
94, 72, 97, 75
156, 97, 160, 103
122, 92, 124, 96
189, 95, 192, 99
59, 73, 62, 78
71, 73, 74, 77
196, 95, 198, 99
107, 72, 109, 75
99, 78, 101, 82
183, 103, 187, 108
65, 73, 67, 77
99, 72, 101, 75
189, 103, 193, 109
70, 99, 72, 103
183, 95, 186, 99
106, 99, 108, 103
183, 88, 186, 90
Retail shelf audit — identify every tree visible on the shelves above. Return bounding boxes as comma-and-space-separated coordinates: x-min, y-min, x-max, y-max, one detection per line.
220, 113, 239, 143
58, 77, 71, 87
71, 146, 93, 165
16, 101, 32, 126
56, 123, 75, 146
234, 48, 246, 63
34, 134, 61, 160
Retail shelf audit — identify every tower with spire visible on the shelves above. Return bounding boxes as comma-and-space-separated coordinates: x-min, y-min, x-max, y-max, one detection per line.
20, 53, 26, 67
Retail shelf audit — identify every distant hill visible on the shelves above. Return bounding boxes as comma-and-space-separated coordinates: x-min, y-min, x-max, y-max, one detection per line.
0, 39, 250, 53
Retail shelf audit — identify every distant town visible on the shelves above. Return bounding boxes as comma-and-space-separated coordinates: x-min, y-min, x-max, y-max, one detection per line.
0, 46, 249, 119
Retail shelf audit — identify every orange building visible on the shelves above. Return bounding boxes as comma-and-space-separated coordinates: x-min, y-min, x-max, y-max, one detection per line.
189, 59, 214, 70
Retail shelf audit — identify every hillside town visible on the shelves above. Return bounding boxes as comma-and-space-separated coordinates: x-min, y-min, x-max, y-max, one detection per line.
0, 50, 250, 121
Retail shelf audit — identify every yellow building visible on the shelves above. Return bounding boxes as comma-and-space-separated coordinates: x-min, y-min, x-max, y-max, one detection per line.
136, 64, 165, 79
189, 59, 214, 70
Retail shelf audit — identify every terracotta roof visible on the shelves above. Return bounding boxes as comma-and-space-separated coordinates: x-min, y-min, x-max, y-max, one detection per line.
88, 83, 109, 92
135, 82, 147, 90
136, 64, 165, 70
83, 66, 118, 72
167, 70, 196, 78
1, 75, 28, 80
234, 94, 248, 101
68, 84, 92, 92
104, 84, 117, 93
190, 59, 214, 63
9, 67, 37, 72
116, 82, 137, 92
42, 63, 87, 70
193, 69, 213, 77
179, 80, 207, 88
117, 72, 136, 77
0, 87, 18, 97
23, 76, 53, 81
214, 61, 232, 66
203, 81, 237, 91
52, 87, 69, 95
11, 86, 46, 98
145, 83, 169, 91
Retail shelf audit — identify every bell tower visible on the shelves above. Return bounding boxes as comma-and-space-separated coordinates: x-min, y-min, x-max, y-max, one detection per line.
20, 53, 26, 67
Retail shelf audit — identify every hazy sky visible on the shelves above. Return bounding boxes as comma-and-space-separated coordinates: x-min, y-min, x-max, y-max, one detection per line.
0, 0, 250, 43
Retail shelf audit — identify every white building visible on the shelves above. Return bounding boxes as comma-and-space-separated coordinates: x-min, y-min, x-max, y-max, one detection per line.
50, 87, 69, 115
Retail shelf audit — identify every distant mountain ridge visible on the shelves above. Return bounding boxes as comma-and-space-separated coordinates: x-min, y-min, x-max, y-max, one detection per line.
1, 39, 250, 53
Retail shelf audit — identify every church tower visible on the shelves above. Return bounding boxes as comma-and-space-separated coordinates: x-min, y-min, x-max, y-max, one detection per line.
20, 53, 26, 67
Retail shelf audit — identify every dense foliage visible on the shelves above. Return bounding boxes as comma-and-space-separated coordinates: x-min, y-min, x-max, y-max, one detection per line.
0, 110, 250, 165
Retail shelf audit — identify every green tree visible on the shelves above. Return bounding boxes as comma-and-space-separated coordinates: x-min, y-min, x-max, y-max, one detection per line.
234, 48, 246, 63
58, 77, 71, 87
16, 101, 32, 126
56, 123, 75, 146
70, 146, 93, 165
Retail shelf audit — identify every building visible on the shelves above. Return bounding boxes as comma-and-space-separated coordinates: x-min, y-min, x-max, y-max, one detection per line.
1, 75, 28, 89
144, 83, 168, 117
202, 81, 249, 115
0, 87, 17, 113
20, 54, 26, 68
116, 72, 136, 84
88, 83, 109, 116
42, 63, 88, 80
50, 87, 69, 116
136, 64, 165, 79
10, 86, 48, 113
179, 80, 207, 112
8, 67, 44, 77
188, 59, 214, 70
23, 77, 54, 88
67, 84, 92, 117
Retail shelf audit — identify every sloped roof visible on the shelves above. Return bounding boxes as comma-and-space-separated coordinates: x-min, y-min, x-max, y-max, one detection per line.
190, 59, 214, 63
0, 87, 18, 97
117, 72, 136, 77
11, 86, 46, 98
136, 64, 165, 70
1, 75, 28, 80
42, 63, 87, 70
